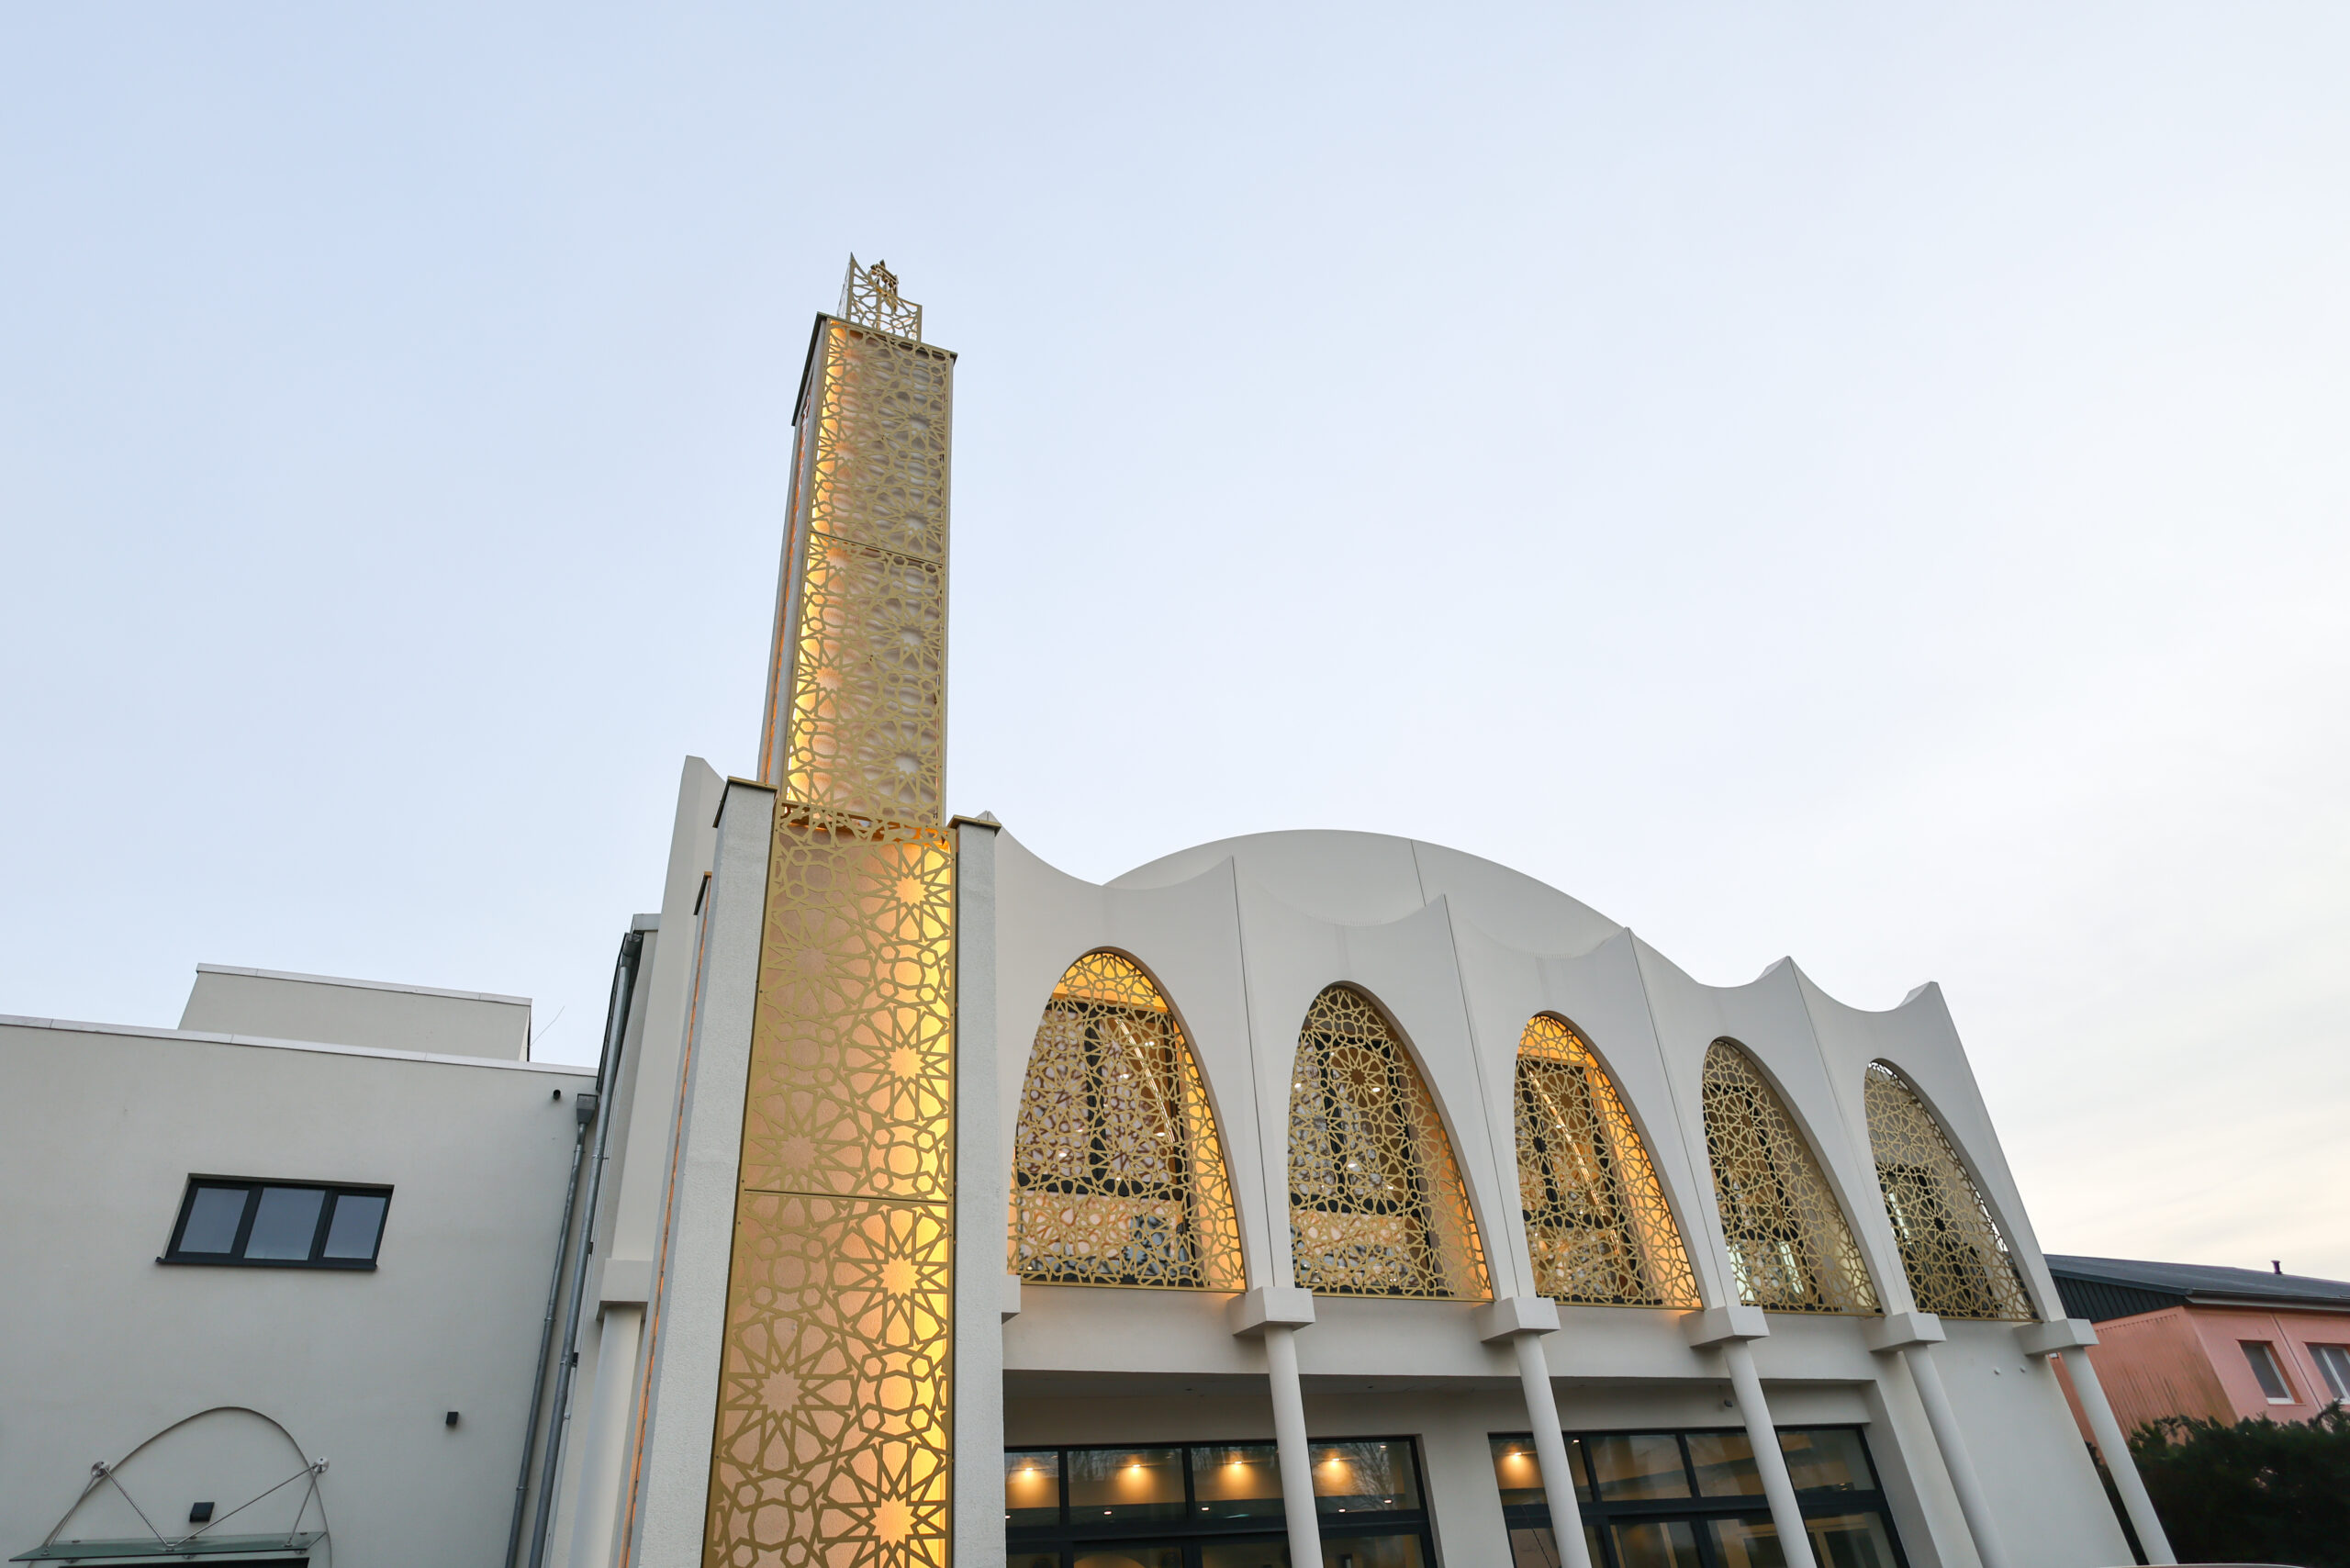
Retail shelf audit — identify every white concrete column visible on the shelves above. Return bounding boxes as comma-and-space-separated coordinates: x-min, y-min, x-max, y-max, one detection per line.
1478, 1297, 1591, 1568
1865, 1312, 2005, 1568
566, 1305, 643, 1568
1686, 1307, 1816, 1568
1231, 1287, 1320, 1568
2017, 1320, 2174, 1564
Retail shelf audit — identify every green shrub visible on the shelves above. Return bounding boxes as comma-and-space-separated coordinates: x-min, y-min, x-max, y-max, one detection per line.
2127, 1406, 2350, 1567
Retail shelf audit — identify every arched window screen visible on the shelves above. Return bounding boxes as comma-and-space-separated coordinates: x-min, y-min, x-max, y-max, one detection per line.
1288, 985, 1489, 1300
1863, 1063, 2034, 1320
1700, 1042, 1878, 1315
1009, 952, 1243, 1289
1516, 1015, 1698, 1307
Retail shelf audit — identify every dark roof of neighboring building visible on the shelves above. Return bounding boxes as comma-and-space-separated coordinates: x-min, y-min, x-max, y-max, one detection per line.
2047, 1254, 2350, 1323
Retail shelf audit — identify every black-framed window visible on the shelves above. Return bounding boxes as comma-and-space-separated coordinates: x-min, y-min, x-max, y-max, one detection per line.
162, 1177, 392, 1270
1492, 1426, 1906, 1568
1006, 1437, 1433, 1567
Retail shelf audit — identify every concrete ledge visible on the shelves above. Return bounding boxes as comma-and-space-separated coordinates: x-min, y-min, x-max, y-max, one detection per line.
1682, 1305, 1769, 1347
1863, 1311, 1947, 1352
599, 1258, 653, 1308
2017, 1317, 2100, 1355
1227, 1285, 1315, 1336
1002, 1273, 1024, 1322
1476, 1295, 1561, 1342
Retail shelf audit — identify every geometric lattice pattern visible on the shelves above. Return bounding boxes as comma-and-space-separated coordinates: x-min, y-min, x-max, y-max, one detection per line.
705, 812, 957, 1568
840, 254, 923, 342
1288, 985, 1489, 1300
765, 305, 953, 823
1009, 952, 1244, 1290
1863, 1062, 2033, 1321
1700, 1041, 1878, 1316
1515, 1015, 1698, 1308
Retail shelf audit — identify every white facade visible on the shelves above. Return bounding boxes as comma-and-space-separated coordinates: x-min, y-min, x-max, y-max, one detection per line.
0, 772, 2157, 1568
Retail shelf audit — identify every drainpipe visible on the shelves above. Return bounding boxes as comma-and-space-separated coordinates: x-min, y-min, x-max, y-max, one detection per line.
1228, 1287, 1320, 1568
1478, 1297, 1592, 1568
527, 928, 647, 1568
1685, 1306, 1818, 1568
507, 1094, 593, 1568
2018, 1319, 2175, 1564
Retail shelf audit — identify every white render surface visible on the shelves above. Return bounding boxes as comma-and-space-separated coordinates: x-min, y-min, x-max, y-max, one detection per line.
181, 963, 533, 1060
0, 1015, 590, 1566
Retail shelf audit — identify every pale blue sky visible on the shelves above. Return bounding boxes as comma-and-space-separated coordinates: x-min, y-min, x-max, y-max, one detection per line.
5, 5, 2345, 1275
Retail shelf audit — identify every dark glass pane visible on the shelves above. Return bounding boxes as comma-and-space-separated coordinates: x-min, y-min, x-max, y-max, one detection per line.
1779, 1428, 1870, 1493
1008, 1555, 1062, 1568
1311, 1441, 1419, 1514
1068, 1450, 1184, 1522
1320, 1537, 1425, 1568
1584, 1434, 1690, 1500
321, 1193, 387, 1260
1073, 1548, 1183, 1568
179, 1186, 248, 1254
1192, 1444, 1283, 1519
1805, 1512, 1897, 1568
1005, 1450, 1061, 1526
1509, 1526, 1600, 1567
1707, 1517, 1786, 1568
1199, 1540, 1290, 1568
245, 1187, 326, 1260
1687, 1430, 1762, 1495
1611, 1519, 1703, 1568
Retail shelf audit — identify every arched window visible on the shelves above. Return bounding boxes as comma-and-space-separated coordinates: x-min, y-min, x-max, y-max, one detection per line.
1009, 952, 1243, 1289
1288, 984, 1489, 1299
1863, 1062, 2034, 1320
1516, 1015, 1699, 1307
1700, 1041, 1878, 1315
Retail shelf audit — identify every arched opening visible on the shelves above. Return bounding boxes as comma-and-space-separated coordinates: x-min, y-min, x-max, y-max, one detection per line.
1699, 1041, 1878, 1315
1863, 1062, 2034, 1320
1009, 951, 1243, 1289
1288, 984, 1489, 1299
1516, 1014, 1698, 1306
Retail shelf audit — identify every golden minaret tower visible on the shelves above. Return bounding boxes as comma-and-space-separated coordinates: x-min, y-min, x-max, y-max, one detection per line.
711, 257, 957, 1567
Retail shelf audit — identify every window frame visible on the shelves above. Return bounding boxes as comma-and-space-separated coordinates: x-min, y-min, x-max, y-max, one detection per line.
161, 1175, 394, 1271
2240, 1340, 2297, 1403
2310, 1343, 2350, 1405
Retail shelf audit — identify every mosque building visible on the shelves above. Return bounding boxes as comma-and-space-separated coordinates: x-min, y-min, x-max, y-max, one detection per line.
0, 262, 2171, 1568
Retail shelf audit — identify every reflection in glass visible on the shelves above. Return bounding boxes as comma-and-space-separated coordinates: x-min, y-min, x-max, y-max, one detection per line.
1780, 1428, 1871, 1493
1005, 1450, 1061, 1526
1611, 1519, 1704, 1568
1192, 1444, 1283, 1518
1074, 1549, 1182, 1568
1707, 1518, 1786, 1568
1310, 1441, 1421, 1514
1320, 1536, 1425, 1568
1490, 1437, 1547, 1506
1068, 1449, 1184, 1521
1687, 1430, 1762, 1496
180, 1186, 248, 1253
245, 1187, 326, 1260
1199, 1541, 1290, 1568
1009, 1555, 1061, 1568
1585, 1434, 1690, 1500
1509, 1525, 1602, 1567
322, 1193, 387, 1260
1804, 1512, 1897, 1568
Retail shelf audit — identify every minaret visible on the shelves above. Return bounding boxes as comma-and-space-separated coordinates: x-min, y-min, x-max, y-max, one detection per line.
711, 257, 958, 1565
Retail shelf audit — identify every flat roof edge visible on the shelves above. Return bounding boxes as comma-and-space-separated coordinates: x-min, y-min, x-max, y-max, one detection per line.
0, 1014, 592, 1076
194, 963, 532, 1008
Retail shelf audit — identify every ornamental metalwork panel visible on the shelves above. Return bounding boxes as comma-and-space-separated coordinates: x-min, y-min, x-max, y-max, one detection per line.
1515, 1015, 1698, 1308
1287, 985, 1489, 1299
841, 255, 923, 342
705, 1191, 951, 1568
1863, 1062, 2033, 1320
1009, 952, 1245, 1290
1699, 1042, 1878, 1316
778, 317, 952, 823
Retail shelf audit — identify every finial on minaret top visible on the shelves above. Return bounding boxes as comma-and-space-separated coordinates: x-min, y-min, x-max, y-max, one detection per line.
840, 254, 922, 341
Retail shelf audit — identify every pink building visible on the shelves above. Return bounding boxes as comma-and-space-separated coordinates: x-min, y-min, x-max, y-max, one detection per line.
2046, 1255, 2350, 1435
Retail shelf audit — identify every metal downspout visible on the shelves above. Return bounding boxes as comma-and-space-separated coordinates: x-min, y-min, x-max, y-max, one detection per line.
507, 1094, 593, 1568
526, 928, 646, 1568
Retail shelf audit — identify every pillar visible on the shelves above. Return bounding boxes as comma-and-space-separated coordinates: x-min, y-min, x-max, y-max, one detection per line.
2018, 1319, 2175, 1564
1479, 1297, 1591, 1568
1687, 1307, 1817, 1568
1232, 1287, 1320, 1568
1868, 1312, 2006, 1568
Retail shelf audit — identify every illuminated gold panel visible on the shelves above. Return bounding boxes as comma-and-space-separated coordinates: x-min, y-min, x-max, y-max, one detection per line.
1516, 1015, 1698, 1307
1700, 1042, 1877, 1316
1863, 1062, 2033, 1321
1288, 985, 1489, 1299
706, 1193, 950, 1568
1009, 952, 1244, 1290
